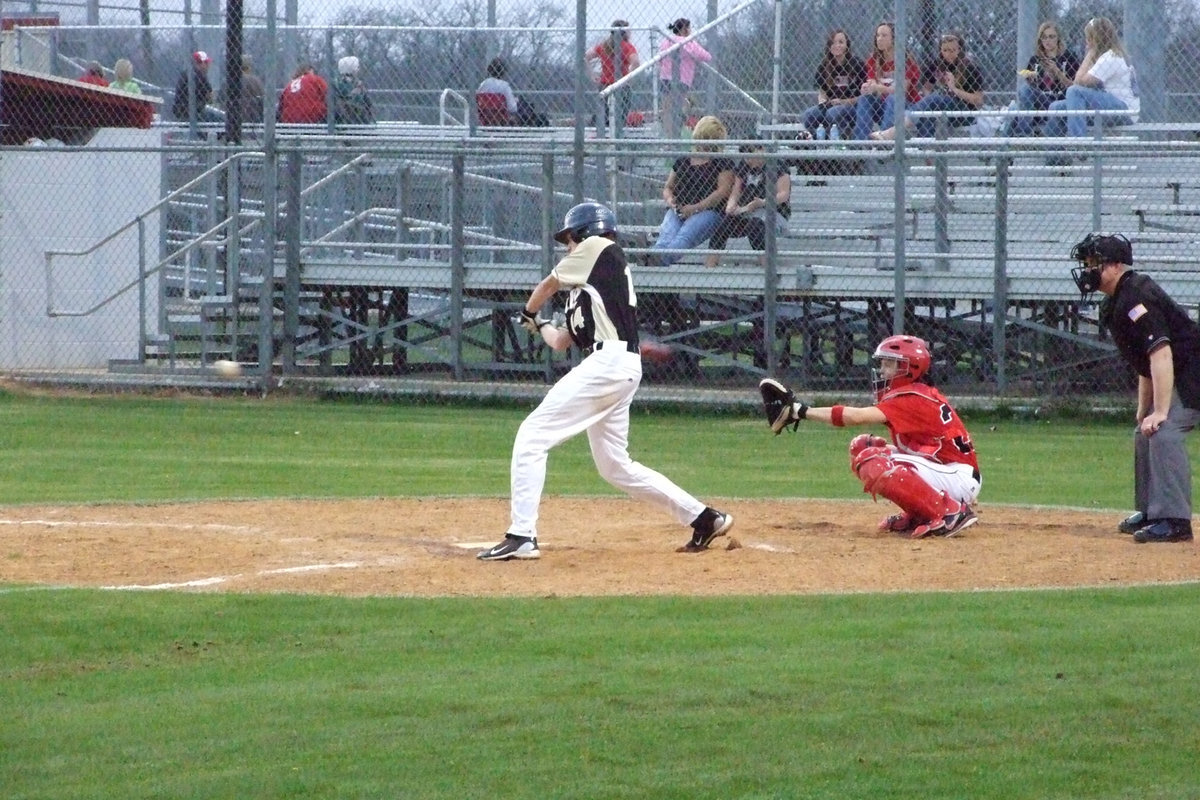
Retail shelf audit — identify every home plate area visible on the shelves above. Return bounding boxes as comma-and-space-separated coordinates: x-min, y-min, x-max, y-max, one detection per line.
1, 497, 1196, 597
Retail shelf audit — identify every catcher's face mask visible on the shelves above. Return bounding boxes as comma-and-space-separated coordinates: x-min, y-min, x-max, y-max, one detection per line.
1070, 232, 1130, 299
871, 357, 911, 400
1071, 259, 1103, 297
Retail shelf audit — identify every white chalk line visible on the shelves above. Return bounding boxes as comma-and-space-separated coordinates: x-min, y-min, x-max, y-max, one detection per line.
100, 561, 364, 590
0, 519, 258, 533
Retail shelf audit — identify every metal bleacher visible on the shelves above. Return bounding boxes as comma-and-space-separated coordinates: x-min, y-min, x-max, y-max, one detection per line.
139, 121, 1200, 395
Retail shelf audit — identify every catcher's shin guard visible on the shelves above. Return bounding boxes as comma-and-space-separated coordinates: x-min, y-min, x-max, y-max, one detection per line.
851, 446, 956, 533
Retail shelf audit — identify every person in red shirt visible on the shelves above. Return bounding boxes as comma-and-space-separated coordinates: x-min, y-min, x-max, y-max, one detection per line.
276, 63, 328, 123
79, 61, 109, 87
586, 20, 641, 128
852, 21, 921, 139
759, 334, 981, 538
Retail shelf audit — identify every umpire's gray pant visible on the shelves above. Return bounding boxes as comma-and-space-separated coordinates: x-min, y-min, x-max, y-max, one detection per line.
1134, 394, 1200, 521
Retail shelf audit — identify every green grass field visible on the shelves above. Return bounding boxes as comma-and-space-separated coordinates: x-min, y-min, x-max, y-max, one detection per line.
2, 392, 1198, 799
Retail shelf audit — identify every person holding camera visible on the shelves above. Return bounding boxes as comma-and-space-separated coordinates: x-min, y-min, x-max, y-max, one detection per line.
1069, 233, 1199, 543
586, 20, 641, 129
870, 31, 984, 140
801, 29, 865, 140
704, 137, 790, 268
1004, 21, 1080, 136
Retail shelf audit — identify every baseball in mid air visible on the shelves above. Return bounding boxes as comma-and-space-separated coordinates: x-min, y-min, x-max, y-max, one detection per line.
213, 359, 243, 378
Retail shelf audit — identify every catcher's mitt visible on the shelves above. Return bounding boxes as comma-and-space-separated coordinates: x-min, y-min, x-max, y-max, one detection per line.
759, 378, 808, 435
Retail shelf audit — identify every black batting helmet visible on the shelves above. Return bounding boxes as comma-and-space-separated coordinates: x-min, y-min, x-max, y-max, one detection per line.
553, 202, 618, 244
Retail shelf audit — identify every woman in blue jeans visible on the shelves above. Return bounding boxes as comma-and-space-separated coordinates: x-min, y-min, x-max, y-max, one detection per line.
1005, 21, 1080, 136
650, 115, 734, 266
871, 32, 984, 140
1043, 17, 1138, 137
852, 21, 921, 139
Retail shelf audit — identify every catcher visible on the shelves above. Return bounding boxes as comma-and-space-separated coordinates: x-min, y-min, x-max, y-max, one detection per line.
759, 334, 980, 537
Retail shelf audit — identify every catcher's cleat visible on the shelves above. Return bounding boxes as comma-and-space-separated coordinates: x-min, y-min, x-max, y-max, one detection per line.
911, 504, 978, 539
879, 512, 920, 535
1117, 511, 1145, 535
681, 508, 734, 552
477, 534, 541, 561
759, 378, 806, 435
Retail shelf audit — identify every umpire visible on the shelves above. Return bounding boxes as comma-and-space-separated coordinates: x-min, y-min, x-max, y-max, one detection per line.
1071, 232, 1197, 543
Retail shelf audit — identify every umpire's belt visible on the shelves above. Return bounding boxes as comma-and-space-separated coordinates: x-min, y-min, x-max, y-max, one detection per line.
586, 340, 639, 355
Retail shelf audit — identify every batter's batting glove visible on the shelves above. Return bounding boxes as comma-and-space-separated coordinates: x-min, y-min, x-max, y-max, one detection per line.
759, 378, 808, 435
518, 308, 550, 335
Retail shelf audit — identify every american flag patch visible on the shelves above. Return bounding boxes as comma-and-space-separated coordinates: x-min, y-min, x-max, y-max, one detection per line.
1128, 303, 1148, 322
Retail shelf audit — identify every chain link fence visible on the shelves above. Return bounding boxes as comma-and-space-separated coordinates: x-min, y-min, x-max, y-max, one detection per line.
2, 0, 1199, 401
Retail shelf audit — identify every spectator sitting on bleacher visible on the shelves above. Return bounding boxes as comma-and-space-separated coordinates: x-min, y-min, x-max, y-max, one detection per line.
79, 61, 108, 87
1043, 16, 1138, 138
853, 22, 920, 140
871, 31, 984, 140
704, 136, 790, 268
477, 57, 548, 127
237, 56, 265, 123
801, 29, 865, 139
1002, 21, 1080, 136
110, 59, 141, 93
649, 114, 733, 267
277, 63, 328, 124
333, 56, 375, 125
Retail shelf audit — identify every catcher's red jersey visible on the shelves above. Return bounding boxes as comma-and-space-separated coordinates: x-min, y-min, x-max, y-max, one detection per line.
877, 383, 978, 471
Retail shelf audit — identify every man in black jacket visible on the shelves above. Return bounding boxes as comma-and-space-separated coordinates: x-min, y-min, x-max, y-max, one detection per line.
172, 51, 222, 123
1071, 233, 1200, 543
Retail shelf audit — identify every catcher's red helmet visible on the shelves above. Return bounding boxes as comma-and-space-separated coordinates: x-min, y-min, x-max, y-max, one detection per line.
872, 335, 931, 399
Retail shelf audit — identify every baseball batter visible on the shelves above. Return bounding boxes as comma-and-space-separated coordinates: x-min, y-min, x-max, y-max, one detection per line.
759, 335, 980, 538
478, 202, 733, 561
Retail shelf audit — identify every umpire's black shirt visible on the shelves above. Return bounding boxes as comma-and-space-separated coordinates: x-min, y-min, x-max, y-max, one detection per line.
1101, 270, 1200, 409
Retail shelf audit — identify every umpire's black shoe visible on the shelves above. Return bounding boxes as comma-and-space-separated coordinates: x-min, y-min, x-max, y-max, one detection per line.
1132, 519, 1193, 544
1117, 511, 1145, 535
477, 534, 541, 561
681, 508, 734, 552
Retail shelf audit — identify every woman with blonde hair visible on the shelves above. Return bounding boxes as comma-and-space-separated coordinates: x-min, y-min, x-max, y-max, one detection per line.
110, 59, 141, 94
650, 114, 734, 266
1005, 21, 1080, 136
1045, 16, 1138, 137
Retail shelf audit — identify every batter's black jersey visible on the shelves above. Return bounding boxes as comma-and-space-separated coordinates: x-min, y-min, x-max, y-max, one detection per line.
1101, 270, 1200, 408
551, 235, 640, 352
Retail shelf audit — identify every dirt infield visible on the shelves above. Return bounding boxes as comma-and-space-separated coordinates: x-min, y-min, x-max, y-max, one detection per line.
2, 498, 1197, 596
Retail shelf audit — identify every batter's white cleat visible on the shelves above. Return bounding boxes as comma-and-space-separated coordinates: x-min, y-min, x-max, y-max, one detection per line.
681, 508, 734, 552
477, 534, 540, 561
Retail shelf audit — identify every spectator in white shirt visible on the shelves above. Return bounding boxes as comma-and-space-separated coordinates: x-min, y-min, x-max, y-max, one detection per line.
1044, 16, 1138, 137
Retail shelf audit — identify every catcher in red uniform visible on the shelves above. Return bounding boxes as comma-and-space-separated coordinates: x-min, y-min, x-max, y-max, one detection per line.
759, 334, 980, 537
